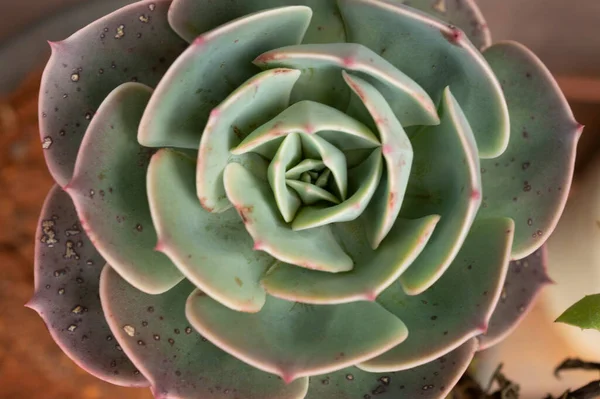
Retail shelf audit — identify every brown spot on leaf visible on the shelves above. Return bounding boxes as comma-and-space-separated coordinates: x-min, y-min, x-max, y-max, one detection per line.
441, 26, 463, 45
237, 206, 254, 224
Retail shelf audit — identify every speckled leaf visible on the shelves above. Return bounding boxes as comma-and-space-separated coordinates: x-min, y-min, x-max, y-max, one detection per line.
479, 246, 551, 350
186, 290, 408, 383
168, 0, 345, 44
100, 266, 309, 399
147, 149, 275, 313
39, 0, 187, 186
359, 217, 513, 372
223, 162, 353, 272
254, 43, 438, 126
66, 83, 182, 294
27, 185, 147, 387
556, 294, 600, 331
479, 42, 581, 259
399, 88, 481, 295
305, 338, 477, 399
400, 0, 491, 50
262, 215, 439, 304
232, 100, 379, 157
197, 68, 300, 214
291, 148, 383, 230
138, 6, 311, 149
268, 133, 303, 223
343, 72, 413, 249
338, 0, 509, 158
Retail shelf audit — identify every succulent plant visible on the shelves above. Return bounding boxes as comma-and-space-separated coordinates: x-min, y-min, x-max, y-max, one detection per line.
28, 0, 580, 397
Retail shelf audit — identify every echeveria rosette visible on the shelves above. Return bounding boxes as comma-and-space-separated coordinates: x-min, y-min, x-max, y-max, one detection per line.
30, 0, 579, 397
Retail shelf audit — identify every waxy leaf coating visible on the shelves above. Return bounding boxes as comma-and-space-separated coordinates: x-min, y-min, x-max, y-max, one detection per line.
31, 0, 578, 397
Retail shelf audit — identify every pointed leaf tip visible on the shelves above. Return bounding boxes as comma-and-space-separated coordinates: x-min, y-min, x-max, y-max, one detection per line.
556, 293, 600, 331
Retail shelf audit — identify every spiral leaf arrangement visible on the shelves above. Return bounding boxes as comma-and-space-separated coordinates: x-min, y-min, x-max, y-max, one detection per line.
29, 0, 580, 398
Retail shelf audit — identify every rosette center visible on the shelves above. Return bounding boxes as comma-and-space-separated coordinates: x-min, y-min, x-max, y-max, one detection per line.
231, 100, 382, 226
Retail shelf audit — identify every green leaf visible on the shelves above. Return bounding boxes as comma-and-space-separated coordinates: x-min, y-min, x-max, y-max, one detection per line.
255, 43, 439, 126
286, 180, 340, 205
359, 217, 513, 372
343, 72, 413, 249
186, 290, 408, 383
223, 162, 353, 272
399, 87, 481, 295
66, 82, 182, 294
100, 266, 309, 399
338, 0, 509, 158
479, 41, 582, 259
168, 0, 346, 44
268, 133, 303, 222
556, 294, 600, 331
138, 6, 312, 149
261, 215, 439, 304
38, 0, 187, 186
147, 149, 275, 313
232, 100, 379, 157
196, 68, 301, 214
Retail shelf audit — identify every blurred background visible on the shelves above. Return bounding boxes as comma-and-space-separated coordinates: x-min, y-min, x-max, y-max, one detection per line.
0, 1, 599, 398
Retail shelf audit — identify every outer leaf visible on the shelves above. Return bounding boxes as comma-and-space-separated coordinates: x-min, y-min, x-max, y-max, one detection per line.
100, 266, 309, 399
254, 43, 439, 126
196, 68, 301, 213
168, 0, 346, 44
479, 247, 551, 350
186, 290, 408, 383
359, 217, 513, 372
39, 0, 187, 186
66, 82, 182, 294
148, 149, 275, 313
556, 294, 600, 331
343, 72, 413, 249
479, 41, 581, 259
223, 162, 353, 272
138, 6, 311, 149
304, 338, 477, 399
399, 87, 481, 295
400, 0, 491, 50
27, 185, 147, 387
338, 0, 509, 158
261, 215, 439, 304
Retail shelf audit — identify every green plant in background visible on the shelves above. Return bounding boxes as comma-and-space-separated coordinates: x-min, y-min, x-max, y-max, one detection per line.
28, 0, 580, 397
557, 294, 600, 331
